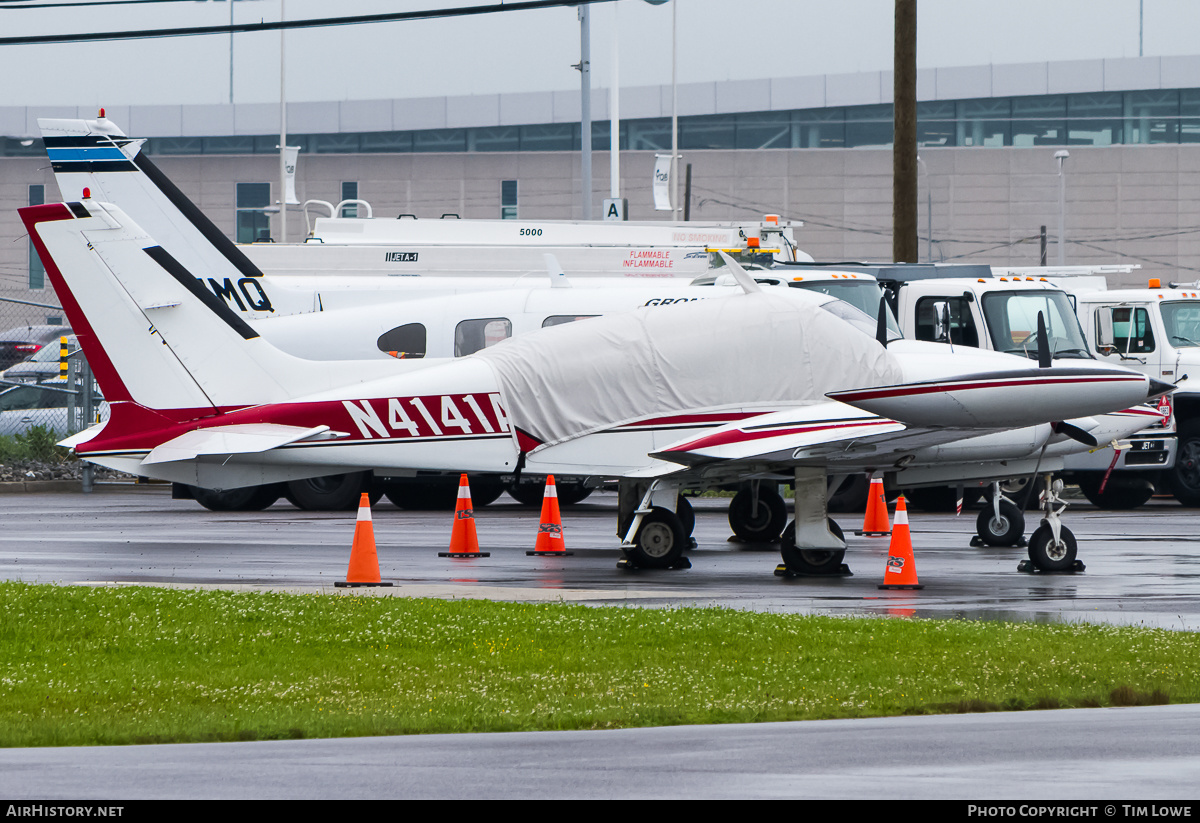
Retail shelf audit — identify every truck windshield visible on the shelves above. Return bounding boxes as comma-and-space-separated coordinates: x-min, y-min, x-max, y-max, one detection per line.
1160, 301, 1200, 347
980, 290, 1092, 360
788, 280, 902, 339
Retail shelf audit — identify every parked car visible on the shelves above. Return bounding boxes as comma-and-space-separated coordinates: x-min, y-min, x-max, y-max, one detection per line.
0, 334, 79, 383
0, 378, 107, 437
0, 325, 73, 371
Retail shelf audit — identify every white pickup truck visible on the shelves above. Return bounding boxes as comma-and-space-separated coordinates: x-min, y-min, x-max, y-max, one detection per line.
779, 262, 1177, 511
1072, 280, 1200, 506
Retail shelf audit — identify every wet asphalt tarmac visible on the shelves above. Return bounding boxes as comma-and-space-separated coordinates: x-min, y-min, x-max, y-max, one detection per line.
4, 484, 1200, 799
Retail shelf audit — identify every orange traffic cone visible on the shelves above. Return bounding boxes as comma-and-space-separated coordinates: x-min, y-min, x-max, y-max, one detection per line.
527, 475, 573, 556
336, 493, 393, 587
439, 474, 490, 558
878, 494, 923, 589
857, 476, 891, 536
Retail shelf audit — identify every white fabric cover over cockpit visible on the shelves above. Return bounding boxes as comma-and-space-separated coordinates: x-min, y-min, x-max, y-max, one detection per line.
472, 290, 903, 449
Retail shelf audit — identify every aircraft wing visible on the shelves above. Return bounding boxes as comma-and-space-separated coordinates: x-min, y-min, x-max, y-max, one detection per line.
141, 424, 342, 465
648, 401, 1001, 475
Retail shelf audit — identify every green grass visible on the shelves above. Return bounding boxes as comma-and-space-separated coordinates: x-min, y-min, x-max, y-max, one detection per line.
0, 426, 68, 464
0, 581, 1194, 747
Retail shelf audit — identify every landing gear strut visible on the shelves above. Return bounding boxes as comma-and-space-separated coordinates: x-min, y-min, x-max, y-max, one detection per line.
617, 481, 692, 570
1018, 475, 1083, 573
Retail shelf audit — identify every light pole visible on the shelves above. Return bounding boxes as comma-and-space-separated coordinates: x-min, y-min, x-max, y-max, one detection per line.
1055, 149, 1070, 265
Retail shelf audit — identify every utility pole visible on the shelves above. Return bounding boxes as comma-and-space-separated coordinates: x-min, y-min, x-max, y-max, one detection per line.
579, 5, 592, 220
893, 0, 918, 264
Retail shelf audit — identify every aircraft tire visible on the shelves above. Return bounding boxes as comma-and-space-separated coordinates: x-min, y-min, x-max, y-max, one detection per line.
974, 500, 1024, 547
555, 483, 593, 506
628, 507, 686, 568
1027, 524, 1077, 572
191, 484, 281, 512
779, 519, 845, 574
284, 472, 371, 511
728, 488, 787, 542
676, 495, 695, 539
506, 480, 545, 507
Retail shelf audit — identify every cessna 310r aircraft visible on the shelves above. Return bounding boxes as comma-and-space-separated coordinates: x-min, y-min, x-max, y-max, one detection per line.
21, 197, 1170, 575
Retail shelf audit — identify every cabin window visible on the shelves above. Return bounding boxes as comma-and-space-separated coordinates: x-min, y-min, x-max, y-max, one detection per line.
542, 315, 599, 328
376, 323, 427, 359
455, 318, 512, 356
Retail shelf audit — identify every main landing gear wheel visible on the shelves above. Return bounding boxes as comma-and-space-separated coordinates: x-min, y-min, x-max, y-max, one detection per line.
779, 519, 847, 576
728, 488, 788, 542
626, 507, 688, 569
190, 484, 281, 512
285, 472, 374, 511
676, 495, 695, 541
1026, 523, 1078, 572
974, 499, 1024, 547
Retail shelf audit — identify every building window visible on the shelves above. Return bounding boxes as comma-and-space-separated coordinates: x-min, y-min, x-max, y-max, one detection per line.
28, 185, 44, 289
236, 182, 272, 243
340, 181, 358, 218
501, 180, 518, 221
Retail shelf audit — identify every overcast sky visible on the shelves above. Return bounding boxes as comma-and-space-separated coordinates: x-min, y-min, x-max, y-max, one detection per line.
1, 0, 1197, 108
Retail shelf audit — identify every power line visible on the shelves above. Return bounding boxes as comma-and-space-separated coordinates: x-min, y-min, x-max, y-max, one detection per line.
0, 0, 614, 45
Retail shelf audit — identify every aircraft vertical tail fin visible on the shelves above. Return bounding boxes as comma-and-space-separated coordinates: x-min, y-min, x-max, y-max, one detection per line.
19, 198, 395, 428
39, 116, 270, 306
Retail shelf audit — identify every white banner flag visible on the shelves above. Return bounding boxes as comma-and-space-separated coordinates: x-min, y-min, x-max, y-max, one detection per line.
653, 153, 672, 211
278, 145, 301, 205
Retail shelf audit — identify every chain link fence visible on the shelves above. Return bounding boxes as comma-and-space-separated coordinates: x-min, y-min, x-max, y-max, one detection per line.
0, 296, 105, 442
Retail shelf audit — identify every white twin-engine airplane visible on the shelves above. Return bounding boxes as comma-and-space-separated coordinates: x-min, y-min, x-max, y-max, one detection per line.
21, 197, 1170, 575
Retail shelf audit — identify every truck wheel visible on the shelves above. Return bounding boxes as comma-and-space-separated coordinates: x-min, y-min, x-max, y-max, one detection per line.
1170, 425, 1200, 507
285, 472, 371, 511
975, 499, 1024, 546
1076, 475, 1155, 510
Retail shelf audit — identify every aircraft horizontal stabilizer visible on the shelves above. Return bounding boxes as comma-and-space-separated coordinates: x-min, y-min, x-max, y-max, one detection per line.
142, 424, 342, 465
829, 368, 1159, 429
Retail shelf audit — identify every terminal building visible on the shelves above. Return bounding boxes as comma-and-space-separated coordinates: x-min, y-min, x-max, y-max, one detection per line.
4, 55, 1200, 323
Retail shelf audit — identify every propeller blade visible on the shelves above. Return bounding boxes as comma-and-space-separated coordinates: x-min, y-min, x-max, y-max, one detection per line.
1037, 311, 1052, 368
1051, 420, 1099, 448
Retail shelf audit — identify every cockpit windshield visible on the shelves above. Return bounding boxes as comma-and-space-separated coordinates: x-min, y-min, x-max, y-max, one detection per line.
980, 290, 1092, 360
790, 280, 902, 341
1160, 301, 1200, 347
